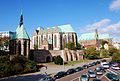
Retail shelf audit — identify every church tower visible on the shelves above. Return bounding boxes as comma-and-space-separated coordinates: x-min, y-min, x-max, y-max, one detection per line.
10, 12, 30, 58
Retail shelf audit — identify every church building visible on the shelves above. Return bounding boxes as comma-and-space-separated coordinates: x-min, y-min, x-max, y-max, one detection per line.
9, 13, 30, 58
31, 24, 77, 50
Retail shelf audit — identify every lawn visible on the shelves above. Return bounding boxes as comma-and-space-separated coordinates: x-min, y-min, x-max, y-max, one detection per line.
42, 60, 90, 66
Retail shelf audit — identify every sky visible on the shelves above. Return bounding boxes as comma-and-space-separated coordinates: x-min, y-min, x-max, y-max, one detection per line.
0, 0, 120, 41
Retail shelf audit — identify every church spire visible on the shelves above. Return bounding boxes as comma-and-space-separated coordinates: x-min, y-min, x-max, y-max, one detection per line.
20, 11, 23, 27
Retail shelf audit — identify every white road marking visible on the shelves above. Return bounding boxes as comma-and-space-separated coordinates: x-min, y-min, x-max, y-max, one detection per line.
107, 69, 117, 75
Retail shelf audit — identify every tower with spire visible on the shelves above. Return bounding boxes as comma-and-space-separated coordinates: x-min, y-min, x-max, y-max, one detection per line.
10, 12, 30, 58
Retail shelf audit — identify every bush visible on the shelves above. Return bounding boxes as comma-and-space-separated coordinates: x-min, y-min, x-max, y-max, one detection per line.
112, 52, 120, 63
54, 56, 63, 65
0, 55, 38, 78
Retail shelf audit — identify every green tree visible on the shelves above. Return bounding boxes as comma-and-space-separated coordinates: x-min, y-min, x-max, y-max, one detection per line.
100, 49, 109, 58
112, 52, 120, 63
65, 42, 75, 50
54, 56, 63, 65
108, 46, 119, 56
76, 43, 81, 50
84, 47, 100, 59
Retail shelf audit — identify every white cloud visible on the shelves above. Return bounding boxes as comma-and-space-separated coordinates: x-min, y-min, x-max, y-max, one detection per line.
80, 19, 111, 32
110, 0, 120, 11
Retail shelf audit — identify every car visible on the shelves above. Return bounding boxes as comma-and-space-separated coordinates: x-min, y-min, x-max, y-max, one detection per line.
82, 65, 88, 69
75, 67, 83, 72
101, 62, 109, 69
98, 67, 105, 72
96, 61, 100, 64
54, 71, 66, 79
111, 64, 120, 70
40, 76, 54, 81
66, 68, 76, 75
95, 69, 103, 75
80, 74, 89, 81
88, 70, 96, 78
106, 72, 119, 81
118, 64, 120, 68
88, 63, 94, 67
93, 78, 101, 81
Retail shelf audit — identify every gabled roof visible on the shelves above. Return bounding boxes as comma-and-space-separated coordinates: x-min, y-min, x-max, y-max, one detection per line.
16, 24, 29, 39
79, 33, 110, 40
57, 24, 75, 32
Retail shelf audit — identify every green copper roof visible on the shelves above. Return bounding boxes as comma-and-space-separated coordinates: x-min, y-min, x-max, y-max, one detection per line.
57, 24, 75, 32
79, 33, 110, 40
16, 24, 29, 39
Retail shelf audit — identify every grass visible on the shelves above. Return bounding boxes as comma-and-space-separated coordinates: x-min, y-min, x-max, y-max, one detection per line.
42, 60, 90, 66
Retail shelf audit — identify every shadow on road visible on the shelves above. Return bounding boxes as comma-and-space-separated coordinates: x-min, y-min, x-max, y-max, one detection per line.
0, 74, 46, 81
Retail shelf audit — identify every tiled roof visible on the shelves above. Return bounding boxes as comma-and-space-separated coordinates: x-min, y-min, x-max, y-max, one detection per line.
16, 24, 29, 39
79, 33, 110, 40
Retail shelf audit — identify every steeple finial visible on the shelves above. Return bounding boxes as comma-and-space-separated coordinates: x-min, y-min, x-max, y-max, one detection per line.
20, 11, 23, 27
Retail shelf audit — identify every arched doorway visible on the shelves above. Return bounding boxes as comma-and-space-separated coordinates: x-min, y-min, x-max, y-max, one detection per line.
18, 41, 21, 55
24, 41, 27, 56
46, 56, 51, 62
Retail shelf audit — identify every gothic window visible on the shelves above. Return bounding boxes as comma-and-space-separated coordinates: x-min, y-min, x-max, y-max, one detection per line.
54, 35, 57, 47
39, 36, 40, 47
18, 41, 21, 55
24, 41, 27, 56
64, 35, 67, 44
72, 34, 74, 43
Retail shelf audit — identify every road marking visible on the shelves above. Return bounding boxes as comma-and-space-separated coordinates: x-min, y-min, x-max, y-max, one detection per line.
107, 69, 117, 75
70, 77, 79, 81
99, 72, 107, 79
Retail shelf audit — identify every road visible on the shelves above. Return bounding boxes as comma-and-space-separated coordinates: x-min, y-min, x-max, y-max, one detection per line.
56, 64, 120, 81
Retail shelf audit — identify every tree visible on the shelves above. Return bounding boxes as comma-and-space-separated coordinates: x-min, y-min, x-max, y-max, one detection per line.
108, 46, 119, 56
76, 43, 81, 50
100, 49, 109, 58
84, 47, 100, 59
65, 42, 75, 50
112, 52, 120, 63
54, 56, 63, 65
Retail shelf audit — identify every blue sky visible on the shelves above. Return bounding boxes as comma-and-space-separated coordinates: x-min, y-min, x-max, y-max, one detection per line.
0, 0, 120, 41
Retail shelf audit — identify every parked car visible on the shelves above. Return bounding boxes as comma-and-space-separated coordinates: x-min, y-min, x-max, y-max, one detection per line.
98, 67, 105, 72
75, 67, 83, 72
101, 62, 109, 69
106, 72, 119, 81
93, 78, 101, 81
88, 63, 94, 67
111, 64, 120, 70
88, 70, 96, 78
95, 69, 103, 75
96, 61, 100, 64
54, 71, 66, 79
82, 65, 88, 69
118, 64, 120, 68
66, 68, 76, 75
80, 74, 89, 81
40, 76, 54, 81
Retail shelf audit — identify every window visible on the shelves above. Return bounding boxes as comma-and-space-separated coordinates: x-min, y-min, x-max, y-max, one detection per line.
54, 35, 57, 47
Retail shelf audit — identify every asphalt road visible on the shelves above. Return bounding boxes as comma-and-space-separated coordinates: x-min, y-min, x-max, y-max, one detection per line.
56, 64, 120, 81
0, 74, 46, 81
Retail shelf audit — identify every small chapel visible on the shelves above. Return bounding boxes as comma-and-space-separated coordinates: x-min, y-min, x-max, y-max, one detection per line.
9, 12, 30, 58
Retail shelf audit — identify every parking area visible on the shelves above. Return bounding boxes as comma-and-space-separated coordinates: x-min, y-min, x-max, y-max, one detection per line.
56, 62, 120, 81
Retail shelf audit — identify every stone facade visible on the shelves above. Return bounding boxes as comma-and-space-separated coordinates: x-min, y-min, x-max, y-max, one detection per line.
31, 24, 77, 50
9, 13, 30, 58
30, 50, 84, 62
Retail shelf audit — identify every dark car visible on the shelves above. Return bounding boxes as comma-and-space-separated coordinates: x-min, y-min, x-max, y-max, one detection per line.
88, 63, 94, 67
106, 72, 119, 81
40, 75, 54, 81
82, 65, 89, 69
54, 71, 66, 79
66, 68, 76, 75
93, 78, 101, 81
98, 67, 105, 72
88, 70, 96, 78
96, 61, 100, 64
80, 74, 89, 81
75, 67, 83, 72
